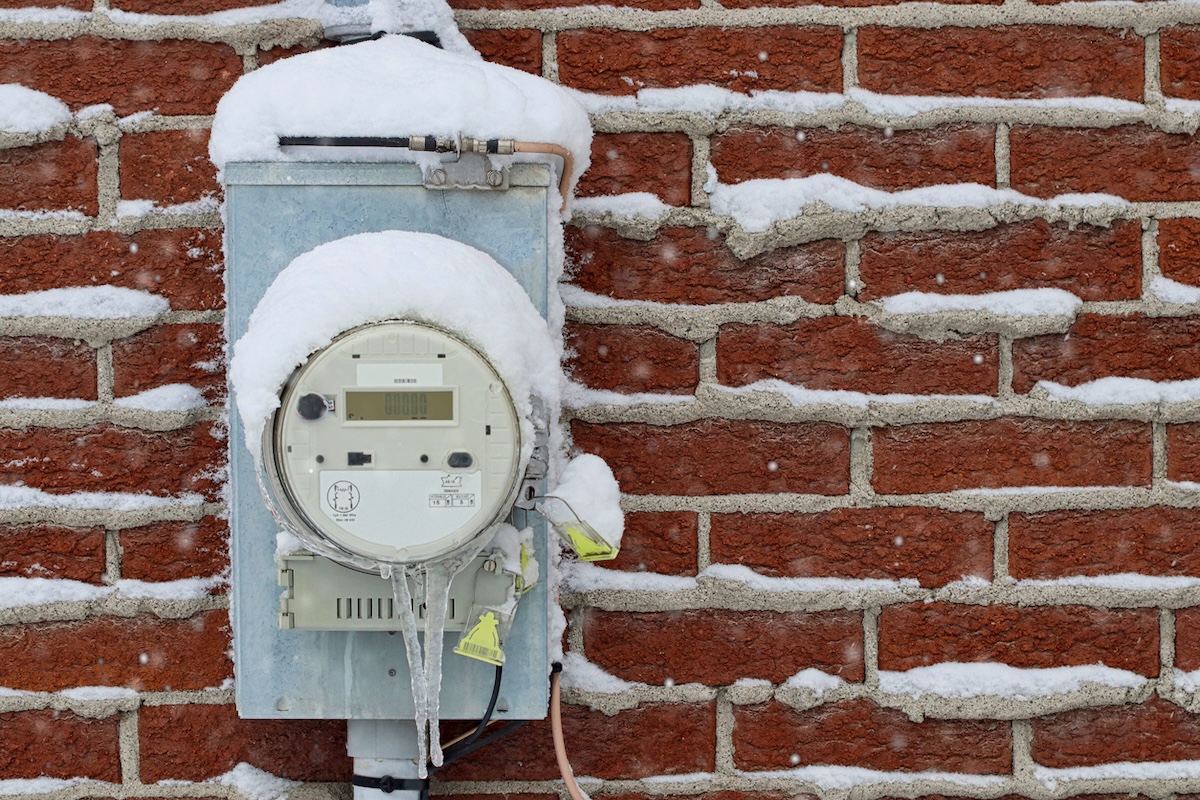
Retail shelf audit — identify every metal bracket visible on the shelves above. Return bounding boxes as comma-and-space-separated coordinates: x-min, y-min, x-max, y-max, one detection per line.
514, 429, 549, 511
423, 152, 509, 193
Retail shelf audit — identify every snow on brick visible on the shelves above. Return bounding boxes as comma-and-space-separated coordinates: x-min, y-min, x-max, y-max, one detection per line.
0, 286, 169, 319
0, 85, 71, 134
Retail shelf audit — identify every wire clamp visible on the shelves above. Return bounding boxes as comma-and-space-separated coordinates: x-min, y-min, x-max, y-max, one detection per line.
351, 775, 429, 794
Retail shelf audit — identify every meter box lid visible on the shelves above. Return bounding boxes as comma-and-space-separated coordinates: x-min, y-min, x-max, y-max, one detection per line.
263, 321, 523, 566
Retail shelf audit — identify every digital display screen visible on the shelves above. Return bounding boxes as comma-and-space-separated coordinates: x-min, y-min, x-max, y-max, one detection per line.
345, 390, 454, 421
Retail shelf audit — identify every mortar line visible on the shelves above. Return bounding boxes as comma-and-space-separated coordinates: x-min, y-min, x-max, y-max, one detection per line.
1153, 421, 1168, 489
862, 606, 880, 689
95, 128, 122, 226
97, 343, 115, 404
698, 337, 717, 386
849, 426, 874, 504
1146, 31, 1164, 112
118, 708, 141, 785
994, 123, 1011, 190
1162, 607, 1177, 677
841, 28, 858, 93
542, 30, 559, 83
696, 510, 712, 571
690, 132, 712, 210
992, 515, 1010, 583
714, 687, 736, 774
997, 334, 1015, 401
844, 238, 862, 298
1143, 217, 1160, 300
566, 605, 585, 657
1011, 718, 1034, 780
105, 527, 122, 586
242, 51, 258, 73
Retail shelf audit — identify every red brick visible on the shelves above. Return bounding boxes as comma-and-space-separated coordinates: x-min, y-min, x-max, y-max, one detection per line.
0, 137, 98, 215
113, 0, 275, 13
567, 323, 698, 394
139, 704, 349, 782
858, 219, 1142, 302
0, 0, 87, 8
0, 337, 96, 400
1013, 315, 1200, 393
0, 423, 226, 499
600, 511, 698, 575
717, 319, 998, 395
0, 38, 241, 116
0, 710, 119, 781
1011, 126, 1200, 201
873, 418, 1152, 494
1033, 698, 1200, 767
879, 603, 1159, 674
711, 125, 995, 190
557, 27, 842, 96
710, 508, 992, 586
0, 610, 230, 692
451, 0, 695, 9
578, 132, 691, 205
111, 323, 224, 403
1168, 423, 1200, 483
1161, 26, 1200, 101
859, 26, 1142, 100
463, 29, 542, 74
1158, 218, 1200, 287
120, 516, 228, 582
584, 609, 863, 684
1009, 507, 1200, 580
0, 229, 223, 311
1177, 607, 1200, 671
734, 700, 1010, 773
120, 129, 219, 206
567, 226, 845, 305
436, 702, 715, 780
572, 420, 850, 496
0, 524, 105, 582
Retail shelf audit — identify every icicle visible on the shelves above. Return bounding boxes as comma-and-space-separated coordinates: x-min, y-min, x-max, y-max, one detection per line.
390, 570, 430, 777
421, 563, 454, 767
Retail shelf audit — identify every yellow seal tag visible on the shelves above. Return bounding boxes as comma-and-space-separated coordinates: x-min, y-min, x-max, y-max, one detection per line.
561, 521, 619, 562
453, 610, 505, 666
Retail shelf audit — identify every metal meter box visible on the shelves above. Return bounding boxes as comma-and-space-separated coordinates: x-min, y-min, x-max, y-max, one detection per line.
225, 160, 553, 721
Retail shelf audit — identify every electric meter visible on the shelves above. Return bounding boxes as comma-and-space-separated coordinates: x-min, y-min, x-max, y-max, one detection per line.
262, 320, 524, 566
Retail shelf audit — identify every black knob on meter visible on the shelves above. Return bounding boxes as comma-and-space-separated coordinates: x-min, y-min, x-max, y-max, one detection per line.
296, 393, 328, 420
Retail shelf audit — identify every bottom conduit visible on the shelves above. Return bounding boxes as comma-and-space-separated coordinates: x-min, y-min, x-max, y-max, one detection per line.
551, 663, 590, 800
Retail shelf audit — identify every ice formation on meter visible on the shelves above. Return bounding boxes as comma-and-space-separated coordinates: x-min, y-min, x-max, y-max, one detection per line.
208, 34, 591, 201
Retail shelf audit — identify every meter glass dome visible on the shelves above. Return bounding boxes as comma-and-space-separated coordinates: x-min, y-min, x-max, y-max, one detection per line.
262, 321, 523, 566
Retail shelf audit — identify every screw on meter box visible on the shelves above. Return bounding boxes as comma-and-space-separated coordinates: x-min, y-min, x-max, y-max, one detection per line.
261, 320, 524, 567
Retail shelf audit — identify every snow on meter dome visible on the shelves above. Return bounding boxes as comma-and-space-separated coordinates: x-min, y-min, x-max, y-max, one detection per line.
231, 231, 564, 570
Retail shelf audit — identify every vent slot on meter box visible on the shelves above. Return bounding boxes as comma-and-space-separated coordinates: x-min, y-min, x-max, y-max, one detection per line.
262, 321, 524, 567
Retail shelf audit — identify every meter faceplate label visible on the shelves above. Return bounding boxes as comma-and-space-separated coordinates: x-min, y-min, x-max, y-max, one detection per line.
356, 364, 444, 387
319, 470, 482, 549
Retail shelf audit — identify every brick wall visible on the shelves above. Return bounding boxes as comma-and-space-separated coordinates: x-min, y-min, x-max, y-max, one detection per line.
3, 0, 1200, 797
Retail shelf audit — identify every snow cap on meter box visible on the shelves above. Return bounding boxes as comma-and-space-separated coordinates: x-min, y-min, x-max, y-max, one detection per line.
229, 230, 564, 462
208, 33, 592, 201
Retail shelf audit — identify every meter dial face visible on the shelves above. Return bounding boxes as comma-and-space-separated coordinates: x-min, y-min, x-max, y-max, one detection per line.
264, 321, 523, 565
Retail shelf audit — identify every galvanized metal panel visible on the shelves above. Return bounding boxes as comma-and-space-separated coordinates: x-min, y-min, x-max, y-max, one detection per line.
225, 160, 552, 720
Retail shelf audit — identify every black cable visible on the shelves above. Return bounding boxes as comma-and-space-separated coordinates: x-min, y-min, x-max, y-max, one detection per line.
278, 136, 412, 148
434, 720, 528, 768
